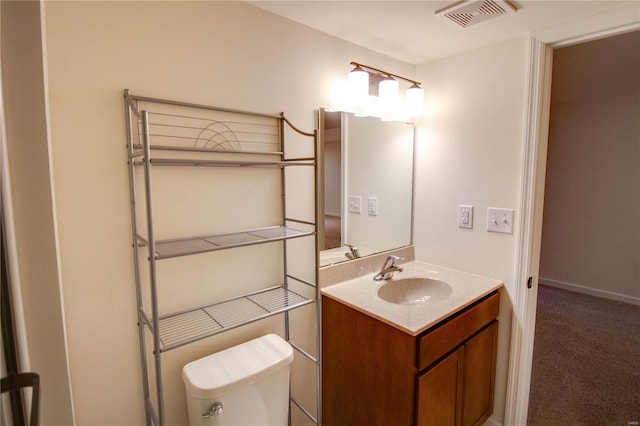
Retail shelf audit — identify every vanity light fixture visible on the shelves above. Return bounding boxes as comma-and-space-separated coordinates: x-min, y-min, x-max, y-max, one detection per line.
346, 62, 424, 120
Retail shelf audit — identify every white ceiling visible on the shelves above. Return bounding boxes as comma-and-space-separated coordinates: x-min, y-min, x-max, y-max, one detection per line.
248, 1, 637, 64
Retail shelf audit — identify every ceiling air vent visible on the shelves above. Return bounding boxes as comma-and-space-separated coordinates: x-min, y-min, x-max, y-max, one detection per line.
435, 0, 517, 28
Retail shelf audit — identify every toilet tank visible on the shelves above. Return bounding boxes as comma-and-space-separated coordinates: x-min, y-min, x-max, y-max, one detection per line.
182, 334, 294, 426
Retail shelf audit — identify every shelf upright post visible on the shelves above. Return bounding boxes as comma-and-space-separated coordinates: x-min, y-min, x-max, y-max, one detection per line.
141, 110, 165, 425
124, 91, 152, 426
313, 128, 322, 426
279, 116, 293, 426
279, 116, 292, 345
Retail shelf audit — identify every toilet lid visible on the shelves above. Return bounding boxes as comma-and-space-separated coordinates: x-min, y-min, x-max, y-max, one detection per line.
182, 333, 294, 399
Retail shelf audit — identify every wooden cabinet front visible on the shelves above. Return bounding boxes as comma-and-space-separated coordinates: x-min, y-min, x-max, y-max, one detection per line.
322, 291, 499, 426
417, 321, 498, 426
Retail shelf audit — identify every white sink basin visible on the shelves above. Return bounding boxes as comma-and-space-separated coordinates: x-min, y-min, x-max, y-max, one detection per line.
377, 277, 452, 305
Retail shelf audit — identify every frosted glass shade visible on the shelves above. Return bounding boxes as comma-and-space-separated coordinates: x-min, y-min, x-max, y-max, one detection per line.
405, 84, 424, 116
378, 77, 399, 104
379, 77, 399, 120
347, 67, 369, 114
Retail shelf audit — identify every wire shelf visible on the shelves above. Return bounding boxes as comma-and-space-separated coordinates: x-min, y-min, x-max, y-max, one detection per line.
146, 158, 314, 168
157, 286, 313, 351
147, 225, 314, 260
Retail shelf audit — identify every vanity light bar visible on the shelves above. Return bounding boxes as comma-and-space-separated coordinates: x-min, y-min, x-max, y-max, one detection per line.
350, 62, 421, 86
348, 61, 424, 118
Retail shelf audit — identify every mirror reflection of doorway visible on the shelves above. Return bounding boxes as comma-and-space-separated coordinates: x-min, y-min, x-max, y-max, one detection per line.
323, 111, 342, 250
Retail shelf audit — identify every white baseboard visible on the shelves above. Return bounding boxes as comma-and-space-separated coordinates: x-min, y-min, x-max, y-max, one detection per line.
539, 277, 640, 306
483, 416, 502, 426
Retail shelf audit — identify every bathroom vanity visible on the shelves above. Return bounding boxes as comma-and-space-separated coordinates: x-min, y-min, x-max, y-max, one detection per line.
321, 260, 502, 426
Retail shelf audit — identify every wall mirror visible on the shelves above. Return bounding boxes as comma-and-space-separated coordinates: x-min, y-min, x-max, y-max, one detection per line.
318, 108, 414, 267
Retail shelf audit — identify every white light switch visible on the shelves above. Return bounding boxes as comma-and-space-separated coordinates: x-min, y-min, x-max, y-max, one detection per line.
458, 205, 473, 229
348, 195, 361, 214
487, 207, 514, 234
368, 197, 379, 216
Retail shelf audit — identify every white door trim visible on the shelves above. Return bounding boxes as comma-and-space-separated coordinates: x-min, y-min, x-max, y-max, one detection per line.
505, 5, 640, 425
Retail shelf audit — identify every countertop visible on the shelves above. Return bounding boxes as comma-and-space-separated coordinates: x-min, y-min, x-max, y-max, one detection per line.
321, 260, 503, 336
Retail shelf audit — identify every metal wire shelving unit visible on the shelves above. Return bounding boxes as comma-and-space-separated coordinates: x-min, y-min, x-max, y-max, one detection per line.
124, 90, 321, 426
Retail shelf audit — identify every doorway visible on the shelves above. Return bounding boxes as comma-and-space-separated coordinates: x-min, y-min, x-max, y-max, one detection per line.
505, 8, 640, 424
537, 31, 639, 304
528, 31, 640, 424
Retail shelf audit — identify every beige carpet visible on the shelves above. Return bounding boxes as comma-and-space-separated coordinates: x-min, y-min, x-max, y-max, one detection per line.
528, 284, 640, 426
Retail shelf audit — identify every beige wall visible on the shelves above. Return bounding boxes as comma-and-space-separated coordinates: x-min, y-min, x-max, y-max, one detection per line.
539, 31, 640, 303
414, 36, 530, 424
1, 1, 75, 424
4, 1, 541, 424
7, 1, 413, 424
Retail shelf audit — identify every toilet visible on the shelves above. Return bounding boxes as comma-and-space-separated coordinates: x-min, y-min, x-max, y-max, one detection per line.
182, 334, 294, 425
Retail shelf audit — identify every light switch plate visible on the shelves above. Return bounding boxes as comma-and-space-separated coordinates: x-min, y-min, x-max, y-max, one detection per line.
368, 197, 379, 216
487, 207, 514, 234
458, 205, 473, 229
348, 195, 361, 214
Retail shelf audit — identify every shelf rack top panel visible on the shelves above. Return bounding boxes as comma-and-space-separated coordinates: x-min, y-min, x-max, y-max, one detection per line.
128, 92, 283, 155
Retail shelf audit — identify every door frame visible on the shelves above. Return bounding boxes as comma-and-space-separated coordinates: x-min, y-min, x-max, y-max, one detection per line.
504, 5, 640, 425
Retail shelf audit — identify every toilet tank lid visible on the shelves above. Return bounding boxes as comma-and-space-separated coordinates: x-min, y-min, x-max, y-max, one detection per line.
182, 334, 294, 399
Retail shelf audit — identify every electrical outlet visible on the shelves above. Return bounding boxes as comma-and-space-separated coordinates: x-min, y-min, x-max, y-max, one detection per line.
487, 207, 514, 234
348, 195, 361, 214
458, 205, 473, 229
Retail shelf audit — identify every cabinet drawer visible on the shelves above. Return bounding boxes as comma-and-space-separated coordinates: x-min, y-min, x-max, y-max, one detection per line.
419, 292, 499, 370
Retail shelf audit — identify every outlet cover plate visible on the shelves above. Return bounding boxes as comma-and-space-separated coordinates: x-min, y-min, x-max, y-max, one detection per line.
487, 207, 514, 234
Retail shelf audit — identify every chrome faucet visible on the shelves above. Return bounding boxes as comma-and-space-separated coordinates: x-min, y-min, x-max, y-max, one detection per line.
345, 245, 361, 259
373, 255, 404, 281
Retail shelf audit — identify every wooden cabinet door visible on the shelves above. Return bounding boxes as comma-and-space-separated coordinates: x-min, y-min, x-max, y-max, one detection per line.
461, 321, 498, 426
417, 347, 464, 426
